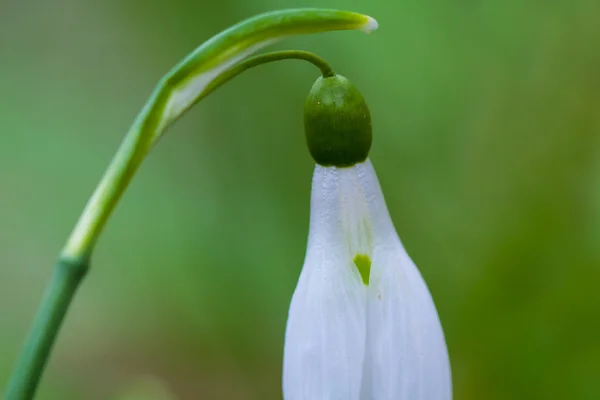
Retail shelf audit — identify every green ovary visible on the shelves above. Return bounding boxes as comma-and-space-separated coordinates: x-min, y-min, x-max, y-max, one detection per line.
353, 254, 372, 285
303, 75, 372, 167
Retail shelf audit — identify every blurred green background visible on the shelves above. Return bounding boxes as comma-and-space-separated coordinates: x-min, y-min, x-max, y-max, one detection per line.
1, 0, 599, 399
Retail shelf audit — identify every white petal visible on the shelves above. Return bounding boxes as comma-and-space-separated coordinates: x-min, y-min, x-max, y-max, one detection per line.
283, 159, 452, 400
283, 164, 373, 400
355, 160, 452, 400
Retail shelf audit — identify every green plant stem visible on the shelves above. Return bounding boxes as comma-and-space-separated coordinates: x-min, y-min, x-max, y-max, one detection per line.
198, 50, 335, 102
2, 50, 334, 400
4, 257, 88, 400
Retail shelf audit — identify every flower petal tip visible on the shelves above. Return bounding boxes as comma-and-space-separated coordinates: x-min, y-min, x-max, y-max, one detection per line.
361, 16, 378, 34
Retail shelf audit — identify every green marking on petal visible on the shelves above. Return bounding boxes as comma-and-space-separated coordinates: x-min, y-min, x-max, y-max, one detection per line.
354, 254, 372, 285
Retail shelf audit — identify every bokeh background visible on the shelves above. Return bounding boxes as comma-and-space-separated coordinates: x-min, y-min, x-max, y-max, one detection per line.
1, 0, 599, 399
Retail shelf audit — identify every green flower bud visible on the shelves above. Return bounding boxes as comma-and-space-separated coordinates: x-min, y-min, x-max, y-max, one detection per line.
304, 75, 372, 167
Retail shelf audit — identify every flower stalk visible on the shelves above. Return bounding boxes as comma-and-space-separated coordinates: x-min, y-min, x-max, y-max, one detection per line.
3, 8, 377, 400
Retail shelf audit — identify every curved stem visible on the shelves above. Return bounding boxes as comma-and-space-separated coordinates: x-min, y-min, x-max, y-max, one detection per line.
2, 50, 335, 400
198, 50, 335, 102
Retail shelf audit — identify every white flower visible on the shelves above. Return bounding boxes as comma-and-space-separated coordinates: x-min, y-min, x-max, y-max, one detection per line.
283, 159, 452, 400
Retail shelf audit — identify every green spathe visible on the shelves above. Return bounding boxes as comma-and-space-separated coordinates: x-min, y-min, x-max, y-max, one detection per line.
304, 75, 372, 167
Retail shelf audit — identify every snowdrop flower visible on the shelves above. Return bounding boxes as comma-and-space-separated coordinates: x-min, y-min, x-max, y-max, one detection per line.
283, 75, 452, 399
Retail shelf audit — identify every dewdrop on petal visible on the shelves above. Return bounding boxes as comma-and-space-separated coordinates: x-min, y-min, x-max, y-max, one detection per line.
282, 74, 452, 399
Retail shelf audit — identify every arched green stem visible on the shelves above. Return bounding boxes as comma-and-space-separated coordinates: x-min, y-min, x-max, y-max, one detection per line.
200, 50, 335, 101
3, 8, 377, 399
